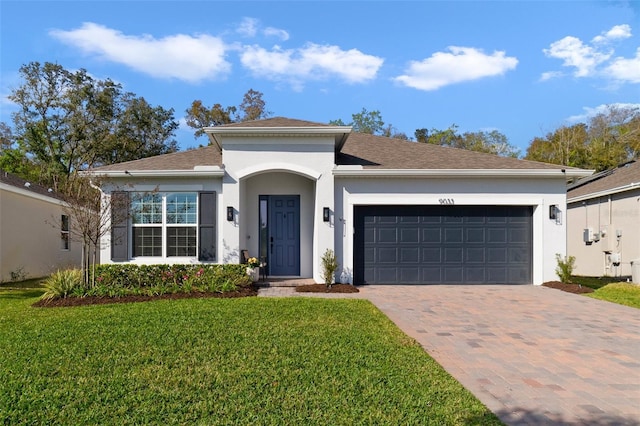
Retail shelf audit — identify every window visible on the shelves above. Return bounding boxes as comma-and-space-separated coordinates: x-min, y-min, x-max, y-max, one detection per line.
131, 192, 197, 257
61, 214, 70, 250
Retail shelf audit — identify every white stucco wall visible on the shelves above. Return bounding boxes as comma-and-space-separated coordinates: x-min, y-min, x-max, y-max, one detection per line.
220, 136, 335, 281
334, 176, 569, 285
99, 177, 223, 265
567, 189, 640, 277
0, 187, 82, 282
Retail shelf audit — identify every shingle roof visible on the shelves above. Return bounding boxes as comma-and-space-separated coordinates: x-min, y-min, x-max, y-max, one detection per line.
567, 160, 640, 199
0, 170, 65, 201
339, 132, 570, 170
91, 117, 575, 172
219, 117, 333, 128
92, 145, 222, 172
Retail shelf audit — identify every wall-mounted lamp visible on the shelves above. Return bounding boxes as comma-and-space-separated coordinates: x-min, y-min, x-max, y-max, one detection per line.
227, 206, 234, 222
549, 205, 558, 220
323, 207, 330, 222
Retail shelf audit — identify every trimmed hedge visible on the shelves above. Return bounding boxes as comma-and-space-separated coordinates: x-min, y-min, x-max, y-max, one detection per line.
89, 264, 252, 297
46, 264, 252, 299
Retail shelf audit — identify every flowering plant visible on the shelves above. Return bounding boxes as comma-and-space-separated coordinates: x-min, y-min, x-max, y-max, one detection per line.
247, 257, 260, 268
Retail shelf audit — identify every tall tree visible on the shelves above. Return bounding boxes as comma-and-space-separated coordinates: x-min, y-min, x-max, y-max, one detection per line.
524, 105, 639, 171
416, 124, 519, 157
8, 62, 179, 188
524, 124, 589, 168
185, 89, 271, 139
330, 108, 409, 138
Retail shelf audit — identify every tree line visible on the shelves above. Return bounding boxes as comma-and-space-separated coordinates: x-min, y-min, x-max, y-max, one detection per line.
2, 62, 639, 193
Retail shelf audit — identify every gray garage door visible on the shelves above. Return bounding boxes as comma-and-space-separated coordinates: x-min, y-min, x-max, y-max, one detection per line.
354, 205, 533, 285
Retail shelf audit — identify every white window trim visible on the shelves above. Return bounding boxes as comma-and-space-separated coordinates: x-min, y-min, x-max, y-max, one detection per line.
130, 192, 199, 259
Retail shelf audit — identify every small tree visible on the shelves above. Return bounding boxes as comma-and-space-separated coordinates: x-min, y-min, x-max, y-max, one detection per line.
54, 174, 129, 288
321, 249, 339, 289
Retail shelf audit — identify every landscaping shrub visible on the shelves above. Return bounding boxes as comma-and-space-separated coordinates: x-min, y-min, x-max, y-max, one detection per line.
555, 254, 576, 283
41, 269, 84, 301
321, 249, 339, 288
39, 264, 251, 301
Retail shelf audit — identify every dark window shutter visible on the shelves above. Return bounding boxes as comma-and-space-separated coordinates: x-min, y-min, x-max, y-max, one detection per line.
111, 191, 129, 262
199, 192, 216, 261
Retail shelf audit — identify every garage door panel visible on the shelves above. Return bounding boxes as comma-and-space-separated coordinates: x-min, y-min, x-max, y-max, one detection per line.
488, 229, 507, 243
466, 268, 486, 283
401, 228, 420, 243
364, 247, 375, 263
400, 247, 420, 263
445, 247, 463, 263
355, 205, 532, 285
510, 228, 528, 243
466, 248, 485, 263
377, 268, 399, 283
423, 228, 441, 243
488, 268, 508, 283
378, 248, 397, 263
423, 267, 443, 283
364, 228, 375, 243
445, 228, 463, 243
444, 268, 463, 282
467, 228, 485, 243
488, 248, 507, 263
400, 268, 421, 283
378, 229, 397, 243
422, 248, 441, 263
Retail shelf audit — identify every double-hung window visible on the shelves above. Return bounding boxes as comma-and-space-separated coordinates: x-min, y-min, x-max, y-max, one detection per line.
131, 192, 197, 257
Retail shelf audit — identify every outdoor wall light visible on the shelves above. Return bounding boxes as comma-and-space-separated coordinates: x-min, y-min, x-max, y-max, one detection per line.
549, 205, 558, 220
227, 206, 234, 222
323, 207, 330, 222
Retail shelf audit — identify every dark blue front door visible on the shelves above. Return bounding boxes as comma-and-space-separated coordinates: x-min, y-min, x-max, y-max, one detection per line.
268, 195, 300, 276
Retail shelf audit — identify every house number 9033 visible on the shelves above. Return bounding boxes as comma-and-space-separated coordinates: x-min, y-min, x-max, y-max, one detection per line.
439, 198, 455, 205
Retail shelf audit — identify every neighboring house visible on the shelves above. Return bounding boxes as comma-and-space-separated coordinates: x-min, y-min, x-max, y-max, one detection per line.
567, 160, 640, 278
0, 170, 82, 282
91, 117, 590, 285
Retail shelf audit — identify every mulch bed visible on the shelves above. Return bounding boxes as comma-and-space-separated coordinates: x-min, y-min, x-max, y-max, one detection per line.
295, 284, 360, 293
32, 285, 259, 308
542, 281, 594, 294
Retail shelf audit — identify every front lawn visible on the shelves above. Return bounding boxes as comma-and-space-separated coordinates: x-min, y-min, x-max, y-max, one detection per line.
0, 289, 500, 425
586, 283, 640, 309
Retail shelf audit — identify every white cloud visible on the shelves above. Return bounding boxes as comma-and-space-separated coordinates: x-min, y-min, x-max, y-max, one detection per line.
566, 103, 640, 123
237, 18, 288, 41
237, 17, 258, 37
543, 36, 611, 77
539, 71, 564, 81
542, 24, 638, 84
239, 43, 383, 88
50, 22, 231, 83
393, 46, 518, 91
264, 27, 289, 41
605, 48, 640, 83
592, 24, 632, 44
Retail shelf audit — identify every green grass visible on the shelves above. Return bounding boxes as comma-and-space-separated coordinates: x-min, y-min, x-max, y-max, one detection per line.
570, 275, 624, 290
0, 289, 500, 425
587, 283, 640, 309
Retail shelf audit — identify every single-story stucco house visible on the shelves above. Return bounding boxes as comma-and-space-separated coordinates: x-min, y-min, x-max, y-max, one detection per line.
91, 117, 591, 285
0, 170, 83, 282
567, 159, 640, 279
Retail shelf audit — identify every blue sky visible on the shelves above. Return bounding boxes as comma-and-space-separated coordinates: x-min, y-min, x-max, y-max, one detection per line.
1, 1, 639, 153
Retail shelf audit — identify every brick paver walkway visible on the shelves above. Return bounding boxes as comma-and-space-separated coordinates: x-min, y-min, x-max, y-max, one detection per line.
259, 285, 640, 425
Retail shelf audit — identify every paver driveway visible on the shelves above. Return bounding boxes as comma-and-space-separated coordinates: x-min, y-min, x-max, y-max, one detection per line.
360, 285, 640, 426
